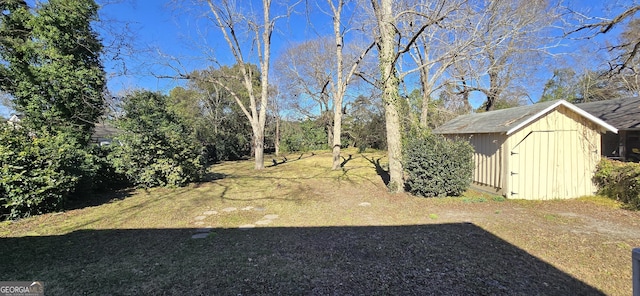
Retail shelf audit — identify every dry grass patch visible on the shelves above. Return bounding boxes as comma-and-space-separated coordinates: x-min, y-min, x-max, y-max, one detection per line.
1, 148, 639, 295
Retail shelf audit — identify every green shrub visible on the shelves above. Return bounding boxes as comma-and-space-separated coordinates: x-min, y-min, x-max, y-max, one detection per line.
281, 120, 328, 153
593, 159, 640, 210
109, 91, 206, 188
209, 131, 251, 162
0, 126, 98, 219
89, 145, 131, 191
403, 132, 474, 197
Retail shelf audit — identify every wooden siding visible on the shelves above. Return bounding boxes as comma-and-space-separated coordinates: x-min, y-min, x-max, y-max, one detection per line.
468, 134, 506, 192
443, 134, 506, 194
506, 106, 601, 200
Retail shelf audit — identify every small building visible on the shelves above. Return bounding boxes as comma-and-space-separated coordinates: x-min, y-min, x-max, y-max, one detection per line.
577, 97, 640, 162
92, 122, 119, 146
434, 100, 617, 200
6, 114, 22, 126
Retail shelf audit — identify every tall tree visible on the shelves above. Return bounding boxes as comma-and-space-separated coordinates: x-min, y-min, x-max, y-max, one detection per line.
402, 0, 467, 127
0, 0, 106, 143
540, 68, 580, 103
326, 0, 374, 170
561, 4, 640, 102
370, 0, 403, 192
275, 37, 335, 147
171, 65, 255, 162
540, 67, 638, 103
204, 0, 290, 170
275, 0, 373, 170
368, 0, 452, 192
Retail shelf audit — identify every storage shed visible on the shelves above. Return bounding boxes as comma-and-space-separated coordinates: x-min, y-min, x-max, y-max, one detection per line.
433, 100, 618, 200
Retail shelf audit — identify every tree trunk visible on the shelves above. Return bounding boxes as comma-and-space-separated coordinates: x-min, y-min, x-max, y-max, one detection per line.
332, 106, 342, 170
253, 123, 265, 170
327, 117, 334, 149
331, 0, 344, 170
373, 0, 404, 192
485, 69, 499, 111
328, 0, 374, 170
419, 64, 431, 128
382, 74, 404, 192
275, 115, 280, 156
254, 0, 271, 170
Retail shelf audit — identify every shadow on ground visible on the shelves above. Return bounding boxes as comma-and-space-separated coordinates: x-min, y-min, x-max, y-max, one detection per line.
65, 188, 137, 211
0, 223, 603, 295
65, 171, 229, 212
362, 154, 390, 186
268, 152, 317, 167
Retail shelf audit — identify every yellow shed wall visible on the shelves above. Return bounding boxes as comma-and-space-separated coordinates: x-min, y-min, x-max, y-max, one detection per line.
443, 134, 507, 195
505, 106, 601, 200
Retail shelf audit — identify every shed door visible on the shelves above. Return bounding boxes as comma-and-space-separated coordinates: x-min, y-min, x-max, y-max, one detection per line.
510, 130, 597, 199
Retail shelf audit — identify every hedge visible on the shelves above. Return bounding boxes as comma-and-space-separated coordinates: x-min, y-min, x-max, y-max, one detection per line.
593, 158, 640, 210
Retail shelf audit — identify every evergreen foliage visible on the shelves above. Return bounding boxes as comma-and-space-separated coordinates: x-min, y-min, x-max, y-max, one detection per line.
109, 91, 206, 188
403, 131, 474, 197
280, 119, 328, 152
343, 95, 387, 151
593, 159, 640, 210
0, 125, 99, 219
168, 65, 256, 162
0, 0, 106, 144
0, 0, 107, 219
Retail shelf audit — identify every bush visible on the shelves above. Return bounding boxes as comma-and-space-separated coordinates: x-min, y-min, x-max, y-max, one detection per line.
281, 120, 328, 153
0, 126, 99, 219
109, 91, 206, 188
89, 145, 131, 191
209, 131, 251, 162
403, 131, 474, 197
593, 158, 640, 210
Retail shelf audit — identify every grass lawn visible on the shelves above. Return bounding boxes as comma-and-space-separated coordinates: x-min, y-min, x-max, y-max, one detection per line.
1, 148, 639, 295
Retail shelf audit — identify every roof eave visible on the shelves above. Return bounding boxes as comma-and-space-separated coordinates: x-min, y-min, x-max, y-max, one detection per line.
436, 131, 507, 135
506, 100, 619, 136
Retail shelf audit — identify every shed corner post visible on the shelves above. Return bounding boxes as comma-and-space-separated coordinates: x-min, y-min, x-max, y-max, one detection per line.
502, 135, 510, 198
634, 248, 640, 296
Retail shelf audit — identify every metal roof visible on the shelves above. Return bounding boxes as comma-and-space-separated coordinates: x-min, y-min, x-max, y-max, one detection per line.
434, 100, 618, 135
577, 96, 640, 130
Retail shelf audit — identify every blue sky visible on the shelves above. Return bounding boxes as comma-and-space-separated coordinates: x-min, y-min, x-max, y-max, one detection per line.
98, 0, 634, 104
0, 0, 635, 118
99, 0, 324, 96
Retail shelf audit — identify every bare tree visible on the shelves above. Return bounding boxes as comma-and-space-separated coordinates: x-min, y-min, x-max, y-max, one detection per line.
568, 5, 640, 73
368, 0, 454, 192
276, 0, 373, 170
401, 0, 468, 127
274, 37, 335, 147
204, 0, 296, 170
449, 0, 559, 111
615, 18, 640, 94
326, 0, 374, 170
549, 3, 640, 102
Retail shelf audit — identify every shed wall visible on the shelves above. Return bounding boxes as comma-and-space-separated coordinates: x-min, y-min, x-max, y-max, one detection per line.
443, 134, 507, 194
506, 106, 601, 200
